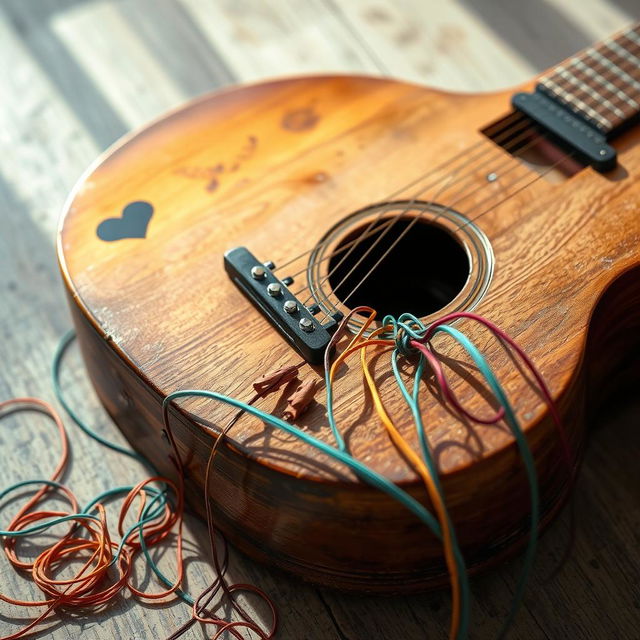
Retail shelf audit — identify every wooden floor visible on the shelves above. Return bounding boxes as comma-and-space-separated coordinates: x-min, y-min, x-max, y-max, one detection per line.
1, 1, 639, 638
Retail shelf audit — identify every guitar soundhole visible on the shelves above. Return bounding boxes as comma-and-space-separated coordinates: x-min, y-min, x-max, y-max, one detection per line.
327, 217, 470, 318
307, 201, 493, 326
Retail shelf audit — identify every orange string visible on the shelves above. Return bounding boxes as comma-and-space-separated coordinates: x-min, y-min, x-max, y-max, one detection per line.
0, 398, 185, 640
330, 330, 463, 640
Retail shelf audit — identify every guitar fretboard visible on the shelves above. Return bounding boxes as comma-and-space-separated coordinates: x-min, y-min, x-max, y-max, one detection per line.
538, 23, 640, 134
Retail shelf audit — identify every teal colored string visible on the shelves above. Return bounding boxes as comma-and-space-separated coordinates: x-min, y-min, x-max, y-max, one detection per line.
431, 324, 539, 640
0, 479, 100, 537
391, 350, 470, 640
52, 330, 149, 467
163, 390, 442, 539
324, 363, 346, 451
386, 312, 469, 639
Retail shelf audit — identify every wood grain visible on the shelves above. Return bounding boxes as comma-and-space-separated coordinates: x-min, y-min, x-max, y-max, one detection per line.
1, 1, 639, 638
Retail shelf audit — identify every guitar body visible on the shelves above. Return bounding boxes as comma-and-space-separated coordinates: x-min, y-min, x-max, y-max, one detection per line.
57, 75, 640, 592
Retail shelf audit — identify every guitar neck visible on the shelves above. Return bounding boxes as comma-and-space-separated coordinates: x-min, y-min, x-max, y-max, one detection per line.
538, 22, 640, 134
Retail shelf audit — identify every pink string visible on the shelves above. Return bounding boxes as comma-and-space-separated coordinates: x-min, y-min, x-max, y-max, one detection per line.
410, 340, 506, 425
422, 312, 574, 476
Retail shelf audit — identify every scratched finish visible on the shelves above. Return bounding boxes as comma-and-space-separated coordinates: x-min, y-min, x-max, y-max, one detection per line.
2, 0, 640, 638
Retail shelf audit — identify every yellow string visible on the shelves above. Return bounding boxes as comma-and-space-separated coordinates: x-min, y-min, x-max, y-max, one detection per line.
326, 315, 461, 639
359, 327, 461, 640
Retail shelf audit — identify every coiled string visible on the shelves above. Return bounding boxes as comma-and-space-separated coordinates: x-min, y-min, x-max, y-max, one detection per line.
0, 398, 182, 640
0, 309, 572, 640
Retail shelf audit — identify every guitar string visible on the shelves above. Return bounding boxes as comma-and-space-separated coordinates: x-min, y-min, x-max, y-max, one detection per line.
274, 111, 526, 275
296, 129, 574, 320
291, 125, 579, 319
293, 129, 545, 318
283, 115, 533, 288
329, 48, 640, 307
297, 124, 559, 309
274, 33, 640, 282
338, 148, 576, 310
301, 52, 640, 311
297, 155, 486, 304
283, 140, 512, 286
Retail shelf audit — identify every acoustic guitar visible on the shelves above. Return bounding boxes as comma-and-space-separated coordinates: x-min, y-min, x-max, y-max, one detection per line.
57, 24, 640, 595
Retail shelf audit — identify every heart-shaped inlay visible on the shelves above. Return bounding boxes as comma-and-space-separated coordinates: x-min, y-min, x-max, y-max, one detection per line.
97, 201, 154, 242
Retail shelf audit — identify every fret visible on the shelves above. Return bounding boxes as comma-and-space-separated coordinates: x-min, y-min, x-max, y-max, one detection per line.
623, 29, 640, 49
555, 65, 625, 119
570, 58, 639, 110
538, 22, 640, 134
587, 48, 640, 94
604, 39, 640, 68
538, 75, 612, 130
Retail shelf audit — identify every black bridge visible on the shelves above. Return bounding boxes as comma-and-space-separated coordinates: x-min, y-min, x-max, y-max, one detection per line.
224, 247, 342, 364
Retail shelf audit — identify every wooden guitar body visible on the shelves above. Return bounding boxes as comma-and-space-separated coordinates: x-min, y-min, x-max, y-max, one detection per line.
57, 74, 640, 592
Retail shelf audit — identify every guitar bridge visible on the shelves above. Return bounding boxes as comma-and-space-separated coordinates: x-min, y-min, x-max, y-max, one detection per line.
224, 247, 342, 364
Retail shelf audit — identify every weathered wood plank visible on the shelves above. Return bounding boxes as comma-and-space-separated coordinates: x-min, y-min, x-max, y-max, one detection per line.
0, 0, 128, 149
179, 0, 377, 80
116, 0, 237, 96
321, 0, 538, 88
545, 0, 639, 39
0, 15, 98, 233
49, 1, 187, 129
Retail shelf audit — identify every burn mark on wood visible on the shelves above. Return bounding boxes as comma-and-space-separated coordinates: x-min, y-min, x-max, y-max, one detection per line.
282, 107, 319, 132
174, 135, 257, 192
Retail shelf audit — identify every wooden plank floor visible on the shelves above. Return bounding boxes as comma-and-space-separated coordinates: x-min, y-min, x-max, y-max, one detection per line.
0, 1, 639, 638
